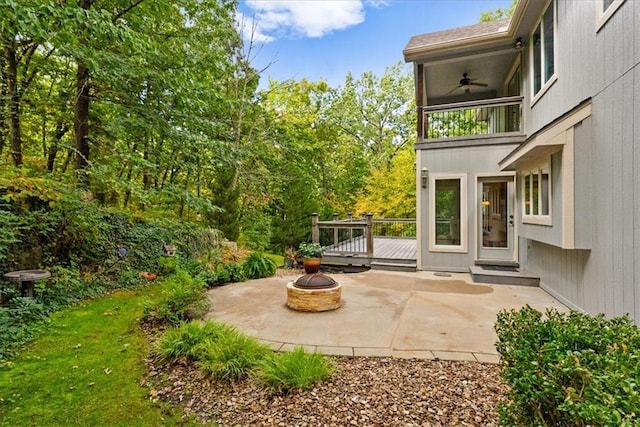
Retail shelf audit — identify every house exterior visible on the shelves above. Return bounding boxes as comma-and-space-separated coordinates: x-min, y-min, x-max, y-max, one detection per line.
403, 0, 640, 323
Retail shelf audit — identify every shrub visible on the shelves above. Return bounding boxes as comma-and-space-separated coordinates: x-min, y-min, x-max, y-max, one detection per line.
495, 305, 640, 426
216, 263, 246, 285
257, 346, 334, 393
143, 270, 208, 325
242, 252, 277, 280
156, 320, 235, 362
0, 297, 49, 361
197, 330, 270, 382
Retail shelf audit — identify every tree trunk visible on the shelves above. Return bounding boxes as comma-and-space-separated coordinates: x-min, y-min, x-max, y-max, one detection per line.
74, 0, 92, 176
0, 57, 6, 157
47, 122, 70, 172
5, 44, 22, 166
74, 61, 90, 171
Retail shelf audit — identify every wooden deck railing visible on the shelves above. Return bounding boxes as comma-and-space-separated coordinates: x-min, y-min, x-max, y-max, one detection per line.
421, 96, 523, 141
311, 213, 416, 258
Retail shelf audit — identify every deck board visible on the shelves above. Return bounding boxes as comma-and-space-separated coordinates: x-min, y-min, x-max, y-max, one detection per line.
324, 236, 416, 266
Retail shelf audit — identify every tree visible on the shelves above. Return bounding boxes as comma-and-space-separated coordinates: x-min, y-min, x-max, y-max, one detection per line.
327, 62, 415, 169
479, 0, 517, 22
354, 145, 416, 218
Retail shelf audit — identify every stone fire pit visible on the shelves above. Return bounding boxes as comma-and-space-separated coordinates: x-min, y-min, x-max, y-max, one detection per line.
287, 273, 341, 312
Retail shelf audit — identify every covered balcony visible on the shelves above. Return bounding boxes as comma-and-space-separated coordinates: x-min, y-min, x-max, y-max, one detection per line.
420, 95, 523, 142
404, 16, 534, 147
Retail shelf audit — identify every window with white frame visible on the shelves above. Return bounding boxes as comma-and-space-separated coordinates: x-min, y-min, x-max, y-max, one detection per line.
430, 173, 467, 252
597, 0, 626, 30
523, 165, 551, 223
531, 1, 555, 97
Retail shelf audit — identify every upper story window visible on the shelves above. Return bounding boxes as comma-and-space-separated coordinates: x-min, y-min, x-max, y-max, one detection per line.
597, 0, 626, 31
523, 164, 551, 225
531, 1, 556, 99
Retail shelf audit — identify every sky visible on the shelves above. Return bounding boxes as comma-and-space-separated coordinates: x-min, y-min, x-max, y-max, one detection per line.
237, 0, 514, 89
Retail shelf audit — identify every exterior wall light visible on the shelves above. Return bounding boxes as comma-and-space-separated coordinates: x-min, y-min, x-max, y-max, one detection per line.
514, 37, 524, 50
421, 167, 429, 188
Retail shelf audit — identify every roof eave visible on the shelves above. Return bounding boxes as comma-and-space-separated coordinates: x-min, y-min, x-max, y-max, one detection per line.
403, 0, 530, 63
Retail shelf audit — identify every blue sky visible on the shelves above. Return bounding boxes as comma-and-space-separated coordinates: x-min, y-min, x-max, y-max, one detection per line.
237, 0, 513, 88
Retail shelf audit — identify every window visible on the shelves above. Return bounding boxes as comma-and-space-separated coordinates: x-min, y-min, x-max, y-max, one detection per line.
597, 0, 626, 31
523, 165, 551, 224
531, 1, 555, 97
430, 173, 467, 252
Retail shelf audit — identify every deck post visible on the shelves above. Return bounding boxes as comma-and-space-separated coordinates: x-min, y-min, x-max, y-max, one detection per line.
311, 213, 319, 244
347, 212, 353, 241
365, 213, 374, 258
332, 213, 339, 247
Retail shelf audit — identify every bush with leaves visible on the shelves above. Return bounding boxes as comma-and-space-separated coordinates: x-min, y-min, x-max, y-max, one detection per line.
257, 346, 334, 393
0, 297, 48, 361
242, 252, 277, 280
143, 270, 208, 325
495, 305, 640, 426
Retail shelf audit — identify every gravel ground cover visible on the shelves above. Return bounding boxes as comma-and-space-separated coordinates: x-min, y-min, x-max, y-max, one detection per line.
144, 354, 508, 426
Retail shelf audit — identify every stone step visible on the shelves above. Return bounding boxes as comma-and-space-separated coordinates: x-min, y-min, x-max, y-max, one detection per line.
370, 261, 417, 272
469, 265, 540, 287
474, 259, 520, 268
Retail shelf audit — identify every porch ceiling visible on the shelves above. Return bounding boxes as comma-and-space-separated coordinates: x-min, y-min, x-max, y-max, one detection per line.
424, 50, 519, 104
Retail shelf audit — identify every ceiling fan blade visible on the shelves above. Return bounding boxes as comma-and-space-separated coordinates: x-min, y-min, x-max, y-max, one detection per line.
470, 82, 489, 87
446, 85, 462, 95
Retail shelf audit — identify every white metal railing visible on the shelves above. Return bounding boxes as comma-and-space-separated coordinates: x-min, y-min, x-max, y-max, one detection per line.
421, 96, 523, 140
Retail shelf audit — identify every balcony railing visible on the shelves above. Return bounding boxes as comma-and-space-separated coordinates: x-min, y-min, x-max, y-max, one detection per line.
311, 213, 416, 259
420, 96, 523, 141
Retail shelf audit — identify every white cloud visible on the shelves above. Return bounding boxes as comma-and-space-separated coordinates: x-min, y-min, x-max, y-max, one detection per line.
244, 0, 366, 41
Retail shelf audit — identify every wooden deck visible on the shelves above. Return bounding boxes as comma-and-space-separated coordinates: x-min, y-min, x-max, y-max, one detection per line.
323, 236, 417, 271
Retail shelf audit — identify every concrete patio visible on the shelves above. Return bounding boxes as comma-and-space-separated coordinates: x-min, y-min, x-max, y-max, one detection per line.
205, 270, 567, 364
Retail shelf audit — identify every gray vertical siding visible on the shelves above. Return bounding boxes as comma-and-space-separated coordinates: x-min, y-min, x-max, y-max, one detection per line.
419, 144, 518, 271
522, 0, 640, 323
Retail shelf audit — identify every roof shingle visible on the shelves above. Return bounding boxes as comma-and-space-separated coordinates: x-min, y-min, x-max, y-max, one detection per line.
404, 18, 511, 53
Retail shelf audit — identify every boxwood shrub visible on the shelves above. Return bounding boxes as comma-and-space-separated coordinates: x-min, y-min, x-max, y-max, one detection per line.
495, 305, 640, 426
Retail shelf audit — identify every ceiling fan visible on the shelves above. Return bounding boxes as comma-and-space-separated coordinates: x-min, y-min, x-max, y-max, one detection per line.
447, 73, 489, 95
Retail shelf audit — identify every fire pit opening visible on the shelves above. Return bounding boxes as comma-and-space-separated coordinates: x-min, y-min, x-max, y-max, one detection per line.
287, 273, 341, 312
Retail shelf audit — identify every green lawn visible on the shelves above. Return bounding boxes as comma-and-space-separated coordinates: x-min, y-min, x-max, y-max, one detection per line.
0, 284, 194, 426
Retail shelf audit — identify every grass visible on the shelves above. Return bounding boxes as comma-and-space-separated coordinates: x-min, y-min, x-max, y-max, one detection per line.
265, 253, 284, 268
0, 283, 196, 426
257, 346, 334, 393
156, 320, 236, 362
197, 329, 271, 382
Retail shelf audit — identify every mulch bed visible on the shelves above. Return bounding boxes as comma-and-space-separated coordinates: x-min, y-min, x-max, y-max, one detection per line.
143, 351, 509, 426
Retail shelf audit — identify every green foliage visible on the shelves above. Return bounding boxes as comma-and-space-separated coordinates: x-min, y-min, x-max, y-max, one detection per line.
208, 164, 241, 241
257, 346, 334, 394
0, 297, 48, 361
155, 320, 235, 362
242, 252, 277, 279
495, 306, 640, 426
0, 285, 193, 425
197, 330, 271, 382
142, 270, 208, 325
217, 263, 246, 284
479, 0, 517, 22
354, 146, 416, 217
296, 242, 324, 258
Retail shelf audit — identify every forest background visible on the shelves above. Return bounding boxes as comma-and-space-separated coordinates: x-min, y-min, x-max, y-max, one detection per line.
0, 0, 418, 261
